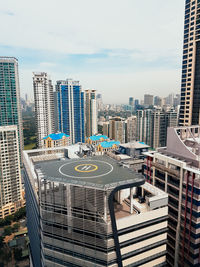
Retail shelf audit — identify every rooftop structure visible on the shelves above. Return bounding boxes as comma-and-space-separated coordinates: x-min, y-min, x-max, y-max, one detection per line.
43, 133, 70, 140
86, 134, 109, 145
23, 147, 168, 267
42, 132, 71, 149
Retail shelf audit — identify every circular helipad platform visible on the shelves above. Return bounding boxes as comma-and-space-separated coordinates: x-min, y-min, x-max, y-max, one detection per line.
59, 159, 114, 179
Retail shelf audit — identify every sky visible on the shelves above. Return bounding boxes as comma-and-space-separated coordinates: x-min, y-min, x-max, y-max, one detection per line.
0, 0, 185, 103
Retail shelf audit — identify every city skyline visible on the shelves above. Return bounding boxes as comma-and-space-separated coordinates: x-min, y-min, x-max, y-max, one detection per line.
1, 0, 184, 103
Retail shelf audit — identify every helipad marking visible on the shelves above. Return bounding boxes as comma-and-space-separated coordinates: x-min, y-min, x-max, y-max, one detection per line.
75, 164, 98, 173
59, 160, 113, 179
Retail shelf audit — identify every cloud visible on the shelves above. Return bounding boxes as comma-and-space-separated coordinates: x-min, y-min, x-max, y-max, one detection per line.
0, 0, 185, 102
0, 10, 15, 16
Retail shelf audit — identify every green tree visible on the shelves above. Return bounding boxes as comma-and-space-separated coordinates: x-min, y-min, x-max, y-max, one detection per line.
13, 207, 26, 221
14, 248, 22, 261
3, 226, 12, 236
12, 223, 20, 232
0, 237, 4, 249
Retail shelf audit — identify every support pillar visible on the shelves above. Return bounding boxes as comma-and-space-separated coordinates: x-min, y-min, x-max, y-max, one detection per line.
130, 187, 133, 214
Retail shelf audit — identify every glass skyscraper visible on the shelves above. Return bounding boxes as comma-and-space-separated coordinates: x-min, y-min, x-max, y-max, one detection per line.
0, 57, 23, 157
56, 79, 85, 144
179, 0, 200, 126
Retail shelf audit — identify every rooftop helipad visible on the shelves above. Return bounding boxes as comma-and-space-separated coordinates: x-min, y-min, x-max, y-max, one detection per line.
35, 155, 144, 189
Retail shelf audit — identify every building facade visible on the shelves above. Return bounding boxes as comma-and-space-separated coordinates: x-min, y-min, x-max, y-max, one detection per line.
144, 126, 200, 266
144, 94, 154, 106
179, 0, 200, 126
109, 117, 126, 143
23, 148, 168, 267
129, 97, 134, 106
0, 125, 23, 218
136, 110, 152, 146
33, 72, 55, 148
85, 90, 97, 138
56, 79, 85, 144
42, 133, 71, 148
126, 116, 137, 143
137, 109, 178, 149
0, 57, 24, 157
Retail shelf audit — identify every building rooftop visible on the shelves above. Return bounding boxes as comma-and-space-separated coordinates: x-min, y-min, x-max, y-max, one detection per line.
99, 141, 120, 148
88, 135, 108, 141
120, 141, 150, 149
43, 133, 70, 140
35, 155, 144, 189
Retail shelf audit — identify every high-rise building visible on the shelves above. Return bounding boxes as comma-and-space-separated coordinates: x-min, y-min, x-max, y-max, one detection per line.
137, 109, 178, 149
85, 89, 98, 137
102, 121, 109, 137
129, 97, 134, 106
33, 72, 55, 148
109, 117, 126, 143
144, 126, 200, 266
97, 93, 103, 111
165, 93, 174, 107
144, 94, 154, 106
154, 96, 163, 107
53, 91, 59, 133
56, 79, 85, 144
0, 125, 23, 218
23, 147, 168, 267
179, 0, 200, 126
136, 110, 152, 145
126, 116, 137, 142
0, 57, 24, 157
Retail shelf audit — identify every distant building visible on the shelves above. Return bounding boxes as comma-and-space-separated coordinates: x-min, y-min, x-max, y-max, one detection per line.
0, 126, 23, 218
126, 116, 137, 142
154, 96, 163, 107
42, 133, 71, 148
144, 94, 154, 106
165, 93, 174, 106
118, 141, 150, 159
56, 79, 85, 144
144, 126, 200, 266
53, 91, 59, 133
33, 72, 55, 148
0, 57, 24, 158
96, 93, 103, 111
24, 148, 168, 267
109, 117, 126, 143
102, 121, 109, 137
129, 97, 134, 106
137, 109, 178, 149
85, 90, 98, 137
97, 140, 120, 153
86, 134, 108, 145
136, 110, 152, 146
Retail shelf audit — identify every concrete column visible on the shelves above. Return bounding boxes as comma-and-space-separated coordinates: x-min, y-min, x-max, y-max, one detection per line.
130, 187, 133, 214
104, 191, 107, 221
165, 161, 168, 192
66, 184, 72, 233
174, 167, 184, 267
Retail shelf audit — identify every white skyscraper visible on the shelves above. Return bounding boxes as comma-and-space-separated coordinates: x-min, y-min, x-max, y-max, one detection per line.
33, 72, 55, 148
85, 89, 98, 137
0, 125, 23, 218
